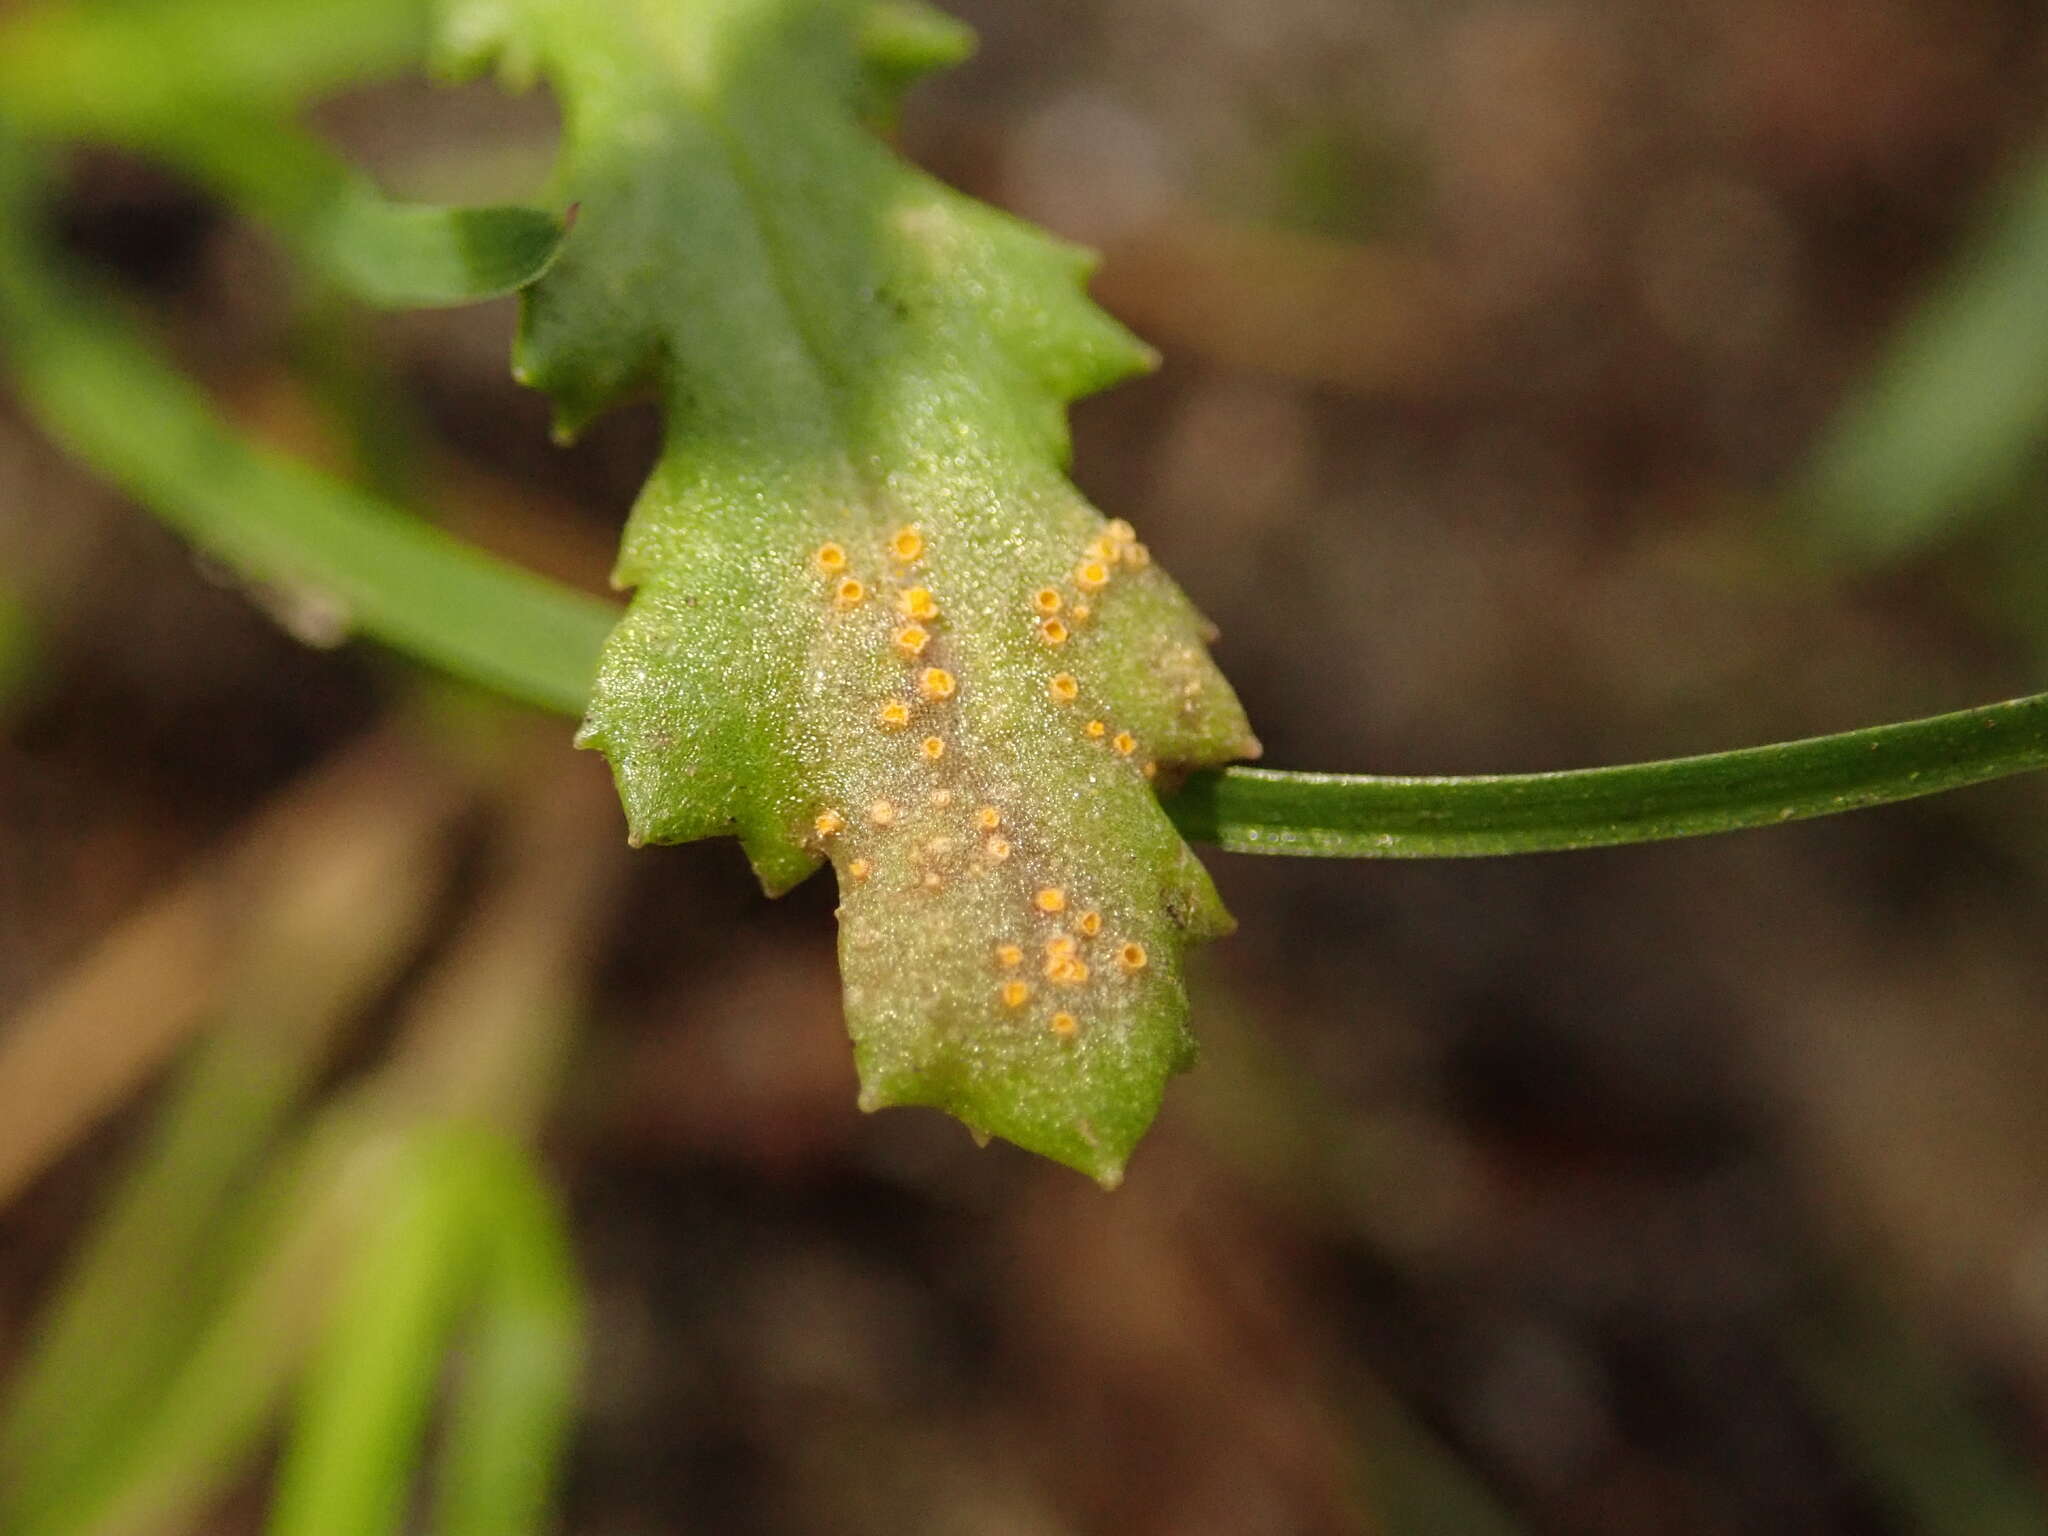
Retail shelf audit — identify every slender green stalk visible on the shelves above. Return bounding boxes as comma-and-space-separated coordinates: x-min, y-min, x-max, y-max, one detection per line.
1167, 692, 2048, 857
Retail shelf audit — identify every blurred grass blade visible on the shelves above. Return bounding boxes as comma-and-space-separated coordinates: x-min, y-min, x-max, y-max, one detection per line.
10, 1118, 403, 1536
431, 1137, 583, 1536
269, 1127, 581, 1536
1799, 138, 2048, 561
0, 585, 36, 713
0, 131, 613, 715
21, 775, 601, 1536
269, 1129, 479, 1536
0, 754, 454, 1514
1168, 692, 2048, 857
1786, 1289, 2048, 1536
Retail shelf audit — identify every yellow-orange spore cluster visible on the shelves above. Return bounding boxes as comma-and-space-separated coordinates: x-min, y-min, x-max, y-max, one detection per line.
1016, 517, 1170, 791
809, 519, 1165, 1044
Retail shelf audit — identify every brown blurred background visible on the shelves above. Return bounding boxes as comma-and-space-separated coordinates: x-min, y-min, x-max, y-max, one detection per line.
9, 1, 2048, 1531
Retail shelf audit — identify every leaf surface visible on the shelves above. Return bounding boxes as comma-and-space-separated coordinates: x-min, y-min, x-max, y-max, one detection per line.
440, 0, 1258, 1182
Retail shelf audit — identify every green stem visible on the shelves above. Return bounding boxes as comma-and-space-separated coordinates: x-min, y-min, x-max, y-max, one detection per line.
1168, 693, 2048, 858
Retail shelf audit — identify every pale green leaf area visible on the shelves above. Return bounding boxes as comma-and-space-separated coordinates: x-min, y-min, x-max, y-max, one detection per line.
441, 0, 1259, 1182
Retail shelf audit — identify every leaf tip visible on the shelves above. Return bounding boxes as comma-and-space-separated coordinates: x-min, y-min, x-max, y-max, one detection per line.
859, 1, 977, 78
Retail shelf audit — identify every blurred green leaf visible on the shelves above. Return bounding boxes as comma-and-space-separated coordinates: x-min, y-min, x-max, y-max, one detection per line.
1800, 139, 2048, 561
158, 116, 567, 307
269, 1135, 472, 1536
0, 812, 449, 1522
8, 1116, 385, 1536
0, 755, 602, 1536
427, 1134, 582, 1536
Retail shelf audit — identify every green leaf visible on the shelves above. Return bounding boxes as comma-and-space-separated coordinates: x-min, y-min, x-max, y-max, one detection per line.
0, 2, 566, 309
0, 820, 448, 1527
443, 0, 1259, 1184
428, 1136, 582, 1536
160, 116, 567, 308
269, 1132, 478, 1536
